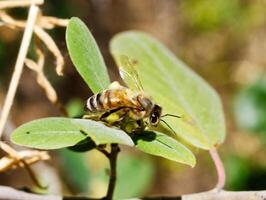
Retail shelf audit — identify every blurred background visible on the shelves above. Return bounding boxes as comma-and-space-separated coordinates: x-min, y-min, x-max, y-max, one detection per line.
0, 0, 266, 198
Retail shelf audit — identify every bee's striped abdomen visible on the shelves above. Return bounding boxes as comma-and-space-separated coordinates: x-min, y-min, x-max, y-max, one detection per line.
86, 92, 104, 112
86, 89, 136, 113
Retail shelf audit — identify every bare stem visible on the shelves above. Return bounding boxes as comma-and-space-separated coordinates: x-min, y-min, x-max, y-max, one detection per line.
0, 0, 43, 9
0, 4, 39, 139
0, 186, 266, 200
104, 144, 120, 200
209, 148, 226, 190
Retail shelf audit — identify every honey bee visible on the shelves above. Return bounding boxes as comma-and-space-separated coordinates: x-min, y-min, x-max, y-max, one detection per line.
85, 55, 178, 133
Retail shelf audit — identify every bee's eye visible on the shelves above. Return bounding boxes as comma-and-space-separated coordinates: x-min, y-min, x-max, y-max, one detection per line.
150, 114, 158, 124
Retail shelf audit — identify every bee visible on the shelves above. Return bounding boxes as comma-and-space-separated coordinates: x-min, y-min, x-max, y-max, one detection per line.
85, 55, 178, 133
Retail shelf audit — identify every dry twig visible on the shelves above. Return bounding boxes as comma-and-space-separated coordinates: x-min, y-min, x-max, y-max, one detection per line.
0, 0, 44, 9
0, 11, 68, 76
0, 141, 49, 172
0, 1, 55, 187
0, 186, 266, 200
25, 47, 58, 103
0, 4, 39, 138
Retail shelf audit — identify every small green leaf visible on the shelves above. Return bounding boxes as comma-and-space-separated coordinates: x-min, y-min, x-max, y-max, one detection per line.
110, 31, 226, 149
11, 118, 134, 150
66, 17, 110, 93
133, 131, 196, 167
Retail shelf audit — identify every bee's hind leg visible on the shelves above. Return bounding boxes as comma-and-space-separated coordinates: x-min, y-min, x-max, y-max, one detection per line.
100, 108, 128, 125
83, 113, 103, 121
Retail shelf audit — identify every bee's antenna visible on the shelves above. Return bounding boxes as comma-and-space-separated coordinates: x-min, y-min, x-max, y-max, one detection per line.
161, 114, 181, 118
160, 119, 177, 136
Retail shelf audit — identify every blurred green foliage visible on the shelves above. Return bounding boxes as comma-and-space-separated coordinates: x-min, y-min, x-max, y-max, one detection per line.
114, 155, 155, 199
60, 149, 90, 193
224, 155, 250, 190
234, 78, 266, 135
225, 154, 266, 190
66, 98, 85, 118
182, 0, 264, 32
60, 150, 155, 198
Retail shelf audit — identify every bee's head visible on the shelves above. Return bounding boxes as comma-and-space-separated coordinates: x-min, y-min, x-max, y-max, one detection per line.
149, 104, 162, 126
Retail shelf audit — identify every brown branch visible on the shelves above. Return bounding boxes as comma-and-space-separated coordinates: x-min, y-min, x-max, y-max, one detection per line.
0, 4, 39, 138
104, 144, 120, 200
182, 189, 266, 200
0, 11, 68, 76
0, 142, 49, 172
0, 186, 266, 200
0, 0, 44, 9
33, 26, 65, 76
25, 49, 58, 104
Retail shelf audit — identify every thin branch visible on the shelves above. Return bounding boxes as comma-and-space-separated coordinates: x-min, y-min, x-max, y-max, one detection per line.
0, 186, 266, 200
0, 4, 39, 139
105, 144, 120, 200
25, 49, 58, 104
34, 26, 65, 76
182, 189, 266, 200
97, 147, 110, 158
0, 141, 49, 188
25, 54, 68, 116
209, 148, 226, 190
0, 0, 44, 9
0, 141, 49, 171
0, 11, 68, 76
0, 186, 61, 200
40, 16, 69, 29
0, 11, 69, 115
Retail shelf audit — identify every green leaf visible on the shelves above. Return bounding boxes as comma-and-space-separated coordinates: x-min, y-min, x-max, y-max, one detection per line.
11, 117, 134, 150
133, 131, 196, 167
66, 17, 110, 93
110, 31, 226, 149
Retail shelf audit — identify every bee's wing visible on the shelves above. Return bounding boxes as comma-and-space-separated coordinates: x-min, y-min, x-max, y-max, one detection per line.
118, 55, 144, 92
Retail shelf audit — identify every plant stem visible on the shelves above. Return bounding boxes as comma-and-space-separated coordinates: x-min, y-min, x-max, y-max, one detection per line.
105, 144, 120, 200
209, 148, 226, 190
0, 4, 39, 138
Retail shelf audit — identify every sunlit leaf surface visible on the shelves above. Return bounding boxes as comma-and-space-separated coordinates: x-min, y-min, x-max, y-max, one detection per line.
66, 17, 110, 93
133, 131, 196, 167
110, 31, 225, 149
11, 118, 134, 149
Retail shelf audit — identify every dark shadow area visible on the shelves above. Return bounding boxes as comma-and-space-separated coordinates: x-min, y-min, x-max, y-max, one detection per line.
132, 131, 157, 144
68, 137, 96, 152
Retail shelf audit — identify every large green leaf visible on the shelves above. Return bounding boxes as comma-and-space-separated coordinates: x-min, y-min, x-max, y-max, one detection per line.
110, 31, 225, 149
133, 131, 196, 167
11, 118, 134, 149
66, 17, 110, 93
